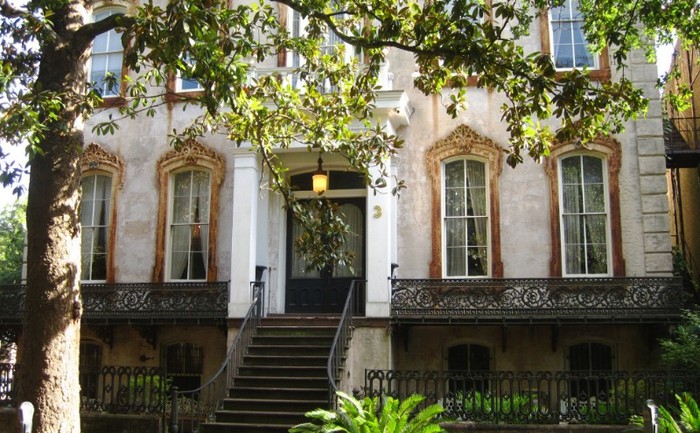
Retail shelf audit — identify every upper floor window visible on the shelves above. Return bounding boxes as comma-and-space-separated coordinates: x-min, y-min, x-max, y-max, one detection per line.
176, 54, 203, 93
288, 9, 355, 68
90, 8, 124, 97
427, 125, 504, 278
168, 169, 211, 281
81, 173, 113, 281
548, 0, 596, 70
559, 155, 610, 276
80, 143, 124, 283
154, 140, 224, 282
443, 158, 489, 277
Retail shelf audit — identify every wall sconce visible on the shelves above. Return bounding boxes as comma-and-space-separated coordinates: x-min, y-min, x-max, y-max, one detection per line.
312, 155, 328, 195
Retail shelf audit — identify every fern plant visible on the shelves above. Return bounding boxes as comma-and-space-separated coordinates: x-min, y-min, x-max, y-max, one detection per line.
630, 393, 700, 433
289, 391, 447, 433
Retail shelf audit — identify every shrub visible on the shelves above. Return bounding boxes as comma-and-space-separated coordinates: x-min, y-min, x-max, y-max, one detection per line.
290, 391, 447, 433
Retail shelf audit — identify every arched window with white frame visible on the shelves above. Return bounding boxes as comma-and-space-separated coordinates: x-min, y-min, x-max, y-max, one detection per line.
442, 158, 490, 277
81, 172, 113, 281
558, 154, 610, 276
167, 169, 211, 281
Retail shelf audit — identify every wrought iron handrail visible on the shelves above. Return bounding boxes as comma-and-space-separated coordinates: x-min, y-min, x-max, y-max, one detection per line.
391, 277, 683, 323
169, 281, 265, 433
0, 282, 229, 322
365, 369, 700, 425
326, 280, 361, 408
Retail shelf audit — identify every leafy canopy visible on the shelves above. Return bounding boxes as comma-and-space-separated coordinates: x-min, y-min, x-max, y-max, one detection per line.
0, 0, 697, 267
0, 201, 25, 285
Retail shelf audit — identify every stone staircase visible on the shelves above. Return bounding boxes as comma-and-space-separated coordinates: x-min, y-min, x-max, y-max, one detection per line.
203, 316, 339, 433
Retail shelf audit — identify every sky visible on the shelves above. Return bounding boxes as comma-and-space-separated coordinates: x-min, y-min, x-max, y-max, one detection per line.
0, 44, 678, 210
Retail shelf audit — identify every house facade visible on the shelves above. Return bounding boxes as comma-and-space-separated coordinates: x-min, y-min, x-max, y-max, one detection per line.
0, 0, 686, 429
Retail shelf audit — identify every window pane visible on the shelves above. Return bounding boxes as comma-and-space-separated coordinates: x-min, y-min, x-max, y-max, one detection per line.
565, 244, 584, 274
446, 218, 466, 247
587, 243, 608, 274
447, 246, 466, 276
584, 184, 604, 212
445, 188, 465, 217
445, 160, 464, 188
92, 32, 108, 53
562, 184, 582, 213
582, 156, 603, 183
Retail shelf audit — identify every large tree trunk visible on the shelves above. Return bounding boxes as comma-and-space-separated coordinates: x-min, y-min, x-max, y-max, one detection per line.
17, 2, 92, 432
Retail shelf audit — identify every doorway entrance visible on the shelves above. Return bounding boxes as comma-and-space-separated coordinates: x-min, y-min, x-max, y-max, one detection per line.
285, 197, 365, 314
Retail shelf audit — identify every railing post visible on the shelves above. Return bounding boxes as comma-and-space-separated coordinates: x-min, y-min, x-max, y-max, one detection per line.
18, 401, 34, 433
170, 386, 179, 433
644, 399, 659, 433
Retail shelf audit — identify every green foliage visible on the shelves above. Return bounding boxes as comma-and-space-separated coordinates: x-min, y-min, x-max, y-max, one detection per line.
0, 201, 26, 284
290, 391, 447, 433
630, 393, 700, 433
660, 310, 700, 371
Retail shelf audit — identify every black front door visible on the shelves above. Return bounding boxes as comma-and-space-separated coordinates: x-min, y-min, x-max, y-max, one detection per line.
285, 198, 365, 313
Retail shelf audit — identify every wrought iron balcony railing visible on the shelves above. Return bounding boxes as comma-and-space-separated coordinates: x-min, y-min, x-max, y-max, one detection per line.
391, 277, 683, 324
365, 369, 700, 425
0, 282, 229, 324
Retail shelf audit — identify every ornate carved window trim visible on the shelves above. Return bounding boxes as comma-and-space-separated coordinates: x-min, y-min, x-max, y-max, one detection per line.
153, 140, 225, 282
81, 143, 125, 283
544, 137, 624, 276
426, 125, 504, 278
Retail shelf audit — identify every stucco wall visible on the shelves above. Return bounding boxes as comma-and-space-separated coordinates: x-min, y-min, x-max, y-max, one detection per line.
391, 324, 664, 372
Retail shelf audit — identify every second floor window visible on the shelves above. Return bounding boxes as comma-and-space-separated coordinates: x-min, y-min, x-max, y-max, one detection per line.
549, 0, 596, 69
443, 159, 489, 277
90, 8, 124, 97
81, 173, 112, 281
559, 155, 610, 276
168, 169, 211, 281
176, 54, 203, 92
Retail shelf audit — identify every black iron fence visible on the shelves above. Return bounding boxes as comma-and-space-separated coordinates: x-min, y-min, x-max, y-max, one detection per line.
0, 282, 228, 323
365, 370, 700, 424
0, 363, 166, 414
391, 277, 683, 324
327, 280, 362, 408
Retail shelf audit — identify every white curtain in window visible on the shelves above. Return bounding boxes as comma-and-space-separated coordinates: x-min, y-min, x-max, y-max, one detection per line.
561, 156, 608, 275
444, 159, 488, 277
335, 203, 363, 278
170, 170, 210, 280
466, 160, 487, 275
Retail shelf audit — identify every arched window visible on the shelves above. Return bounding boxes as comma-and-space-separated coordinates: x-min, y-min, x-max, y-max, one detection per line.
567, 342, 613, 401
443, 158, 489, 277
426, 125, 504, 278
559, 155, 610, 276
545, 138, 623, 276
167, 169, 211, 281
446, 343, 491, 396
164, 342, 204, 391
81, 173, 112, 281
81, 143, 124, 282
153, 140, 225, 282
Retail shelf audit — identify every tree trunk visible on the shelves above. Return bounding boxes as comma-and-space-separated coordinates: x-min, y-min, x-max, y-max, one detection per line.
17, 2, 92, 432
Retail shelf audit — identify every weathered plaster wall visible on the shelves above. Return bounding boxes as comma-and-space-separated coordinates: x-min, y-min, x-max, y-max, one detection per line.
391, 324, 665, 372
84, 105, 235, 283
79, 325, 226, 379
